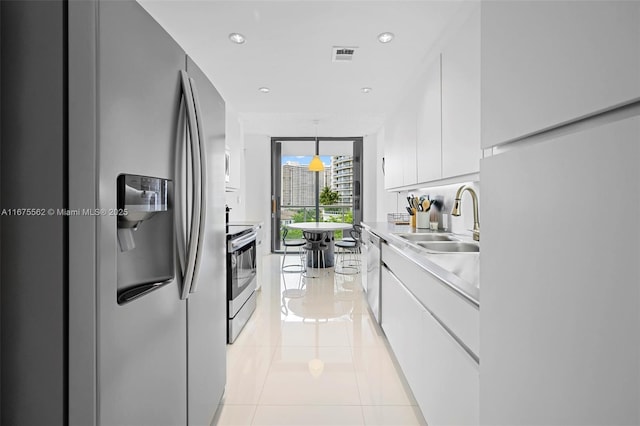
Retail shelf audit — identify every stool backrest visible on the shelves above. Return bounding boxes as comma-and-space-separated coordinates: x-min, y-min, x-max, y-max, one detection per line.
303, 231, 325, 242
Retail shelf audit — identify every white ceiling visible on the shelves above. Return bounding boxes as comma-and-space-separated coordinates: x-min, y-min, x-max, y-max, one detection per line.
138, 0, 469, 137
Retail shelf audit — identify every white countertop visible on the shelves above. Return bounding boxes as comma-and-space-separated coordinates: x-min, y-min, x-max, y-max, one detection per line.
286, 222, 353, 231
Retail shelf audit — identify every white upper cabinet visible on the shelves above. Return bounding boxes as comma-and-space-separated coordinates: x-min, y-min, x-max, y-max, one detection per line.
384, 4, 480, 189
416, 55, 442, 183
383, 116, 404, 189
384, 91, 418, 189
441, 4, 480, 177
481, 0, 640, 148
400, 92, 418, 186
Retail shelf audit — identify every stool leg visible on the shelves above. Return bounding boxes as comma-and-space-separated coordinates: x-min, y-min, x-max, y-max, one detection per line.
283, 244, 305, 274
281, 244, 287, 271
300, 250, 307, 274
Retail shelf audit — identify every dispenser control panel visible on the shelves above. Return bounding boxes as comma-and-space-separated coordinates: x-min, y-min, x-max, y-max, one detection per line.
117, 174, 168, 218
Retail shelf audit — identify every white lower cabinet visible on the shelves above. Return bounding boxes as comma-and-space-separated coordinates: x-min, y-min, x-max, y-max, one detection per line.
382, 264, 479, 425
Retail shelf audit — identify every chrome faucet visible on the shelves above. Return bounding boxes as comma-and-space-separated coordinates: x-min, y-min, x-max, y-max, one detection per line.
451, 185, 480, 241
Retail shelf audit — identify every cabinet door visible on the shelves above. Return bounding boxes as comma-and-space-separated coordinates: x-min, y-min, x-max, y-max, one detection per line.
419, 308, 479, 426
381, 266, 426, 397
399, 92, 418, 186
481, 116, 640, 424
382, 242, 479, 357
416, 56, 442, 183
384, 89, 419, 188
383, 117, 404, 189
381, 266, 479, 425
441, 4, 480, 178
482, 0, 640, 147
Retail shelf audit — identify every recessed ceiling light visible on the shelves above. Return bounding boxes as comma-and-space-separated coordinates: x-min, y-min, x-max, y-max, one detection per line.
377, 32, 395, 43
228, 33, 246, 44
258, 87, 270, 93
361, 87, 373, 94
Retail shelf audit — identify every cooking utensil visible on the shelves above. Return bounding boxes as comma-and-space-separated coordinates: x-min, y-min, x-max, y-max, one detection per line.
421, 199, 430, 211
406, 206, 414, 215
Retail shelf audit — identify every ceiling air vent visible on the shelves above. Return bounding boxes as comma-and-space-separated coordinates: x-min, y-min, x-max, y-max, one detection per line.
332, 46, 358, 62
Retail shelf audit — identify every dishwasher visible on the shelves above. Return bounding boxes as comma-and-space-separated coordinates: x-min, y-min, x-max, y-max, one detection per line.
362, 228, 382, 324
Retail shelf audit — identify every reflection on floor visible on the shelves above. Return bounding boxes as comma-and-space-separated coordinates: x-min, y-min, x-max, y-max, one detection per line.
214, 254, 427, 426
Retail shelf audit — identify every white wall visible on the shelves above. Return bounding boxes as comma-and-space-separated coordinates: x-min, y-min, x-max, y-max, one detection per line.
362, 133, 378, 223
224, 106, 246, 221
243, 133, 272, 240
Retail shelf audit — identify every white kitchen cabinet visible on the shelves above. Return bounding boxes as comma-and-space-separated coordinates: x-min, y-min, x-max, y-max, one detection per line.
384, 4, 480, 189
441, 4, 480, 177
384, 93, 418, 189
381, 266, 425, 393
383, 115, 404, 189
416, 55, 442, 183
481, 0, 640, 147
382, 242, 479, 355
480, 115, 640, 424
400, 92, 418, 186
382, 265, 479, 425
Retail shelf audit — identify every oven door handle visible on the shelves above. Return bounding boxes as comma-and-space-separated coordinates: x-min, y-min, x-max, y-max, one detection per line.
229, 232, 257, 251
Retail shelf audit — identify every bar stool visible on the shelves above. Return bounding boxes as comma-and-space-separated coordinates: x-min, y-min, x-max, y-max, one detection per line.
302, 231, 330, 278
342, 224, 363, 244
338, 224, 362, 259
335, 228, 361, 275
281, 227, 306, 273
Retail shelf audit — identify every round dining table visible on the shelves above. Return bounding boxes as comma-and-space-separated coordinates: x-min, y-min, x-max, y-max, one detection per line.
285, 222, 354, 268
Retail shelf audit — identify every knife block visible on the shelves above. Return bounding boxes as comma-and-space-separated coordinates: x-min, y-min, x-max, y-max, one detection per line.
410, 208, 417, 228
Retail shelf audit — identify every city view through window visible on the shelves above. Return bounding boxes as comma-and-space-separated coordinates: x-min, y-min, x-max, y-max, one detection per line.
280, 154, 354, 240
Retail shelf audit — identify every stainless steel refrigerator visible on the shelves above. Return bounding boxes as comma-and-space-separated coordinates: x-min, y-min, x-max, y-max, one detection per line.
1, 1, 227, 425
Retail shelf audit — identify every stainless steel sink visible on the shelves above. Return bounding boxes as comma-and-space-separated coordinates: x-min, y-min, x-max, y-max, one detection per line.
417, 241, 480, 253
394, 233, 455, 242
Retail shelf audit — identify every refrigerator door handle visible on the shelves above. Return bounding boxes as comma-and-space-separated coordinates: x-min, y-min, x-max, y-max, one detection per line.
187, 76, 207, 294
174, 92, 187, 278
177, 70, 201, 300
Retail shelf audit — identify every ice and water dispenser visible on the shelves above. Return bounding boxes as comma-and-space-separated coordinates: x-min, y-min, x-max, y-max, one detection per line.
116, 174, 174, 304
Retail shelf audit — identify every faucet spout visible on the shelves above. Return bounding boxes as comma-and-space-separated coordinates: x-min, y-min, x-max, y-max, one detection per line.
451, 185, 480, 241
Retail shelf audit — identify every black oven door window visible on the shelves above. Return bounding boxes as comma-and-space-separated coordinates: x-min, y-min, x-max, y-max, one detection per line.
229, 241, 256, 299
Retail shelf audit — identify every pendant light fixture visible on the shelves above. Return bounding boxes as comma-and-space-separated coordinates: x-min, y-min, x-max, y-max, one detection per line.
308, 120, 324, 172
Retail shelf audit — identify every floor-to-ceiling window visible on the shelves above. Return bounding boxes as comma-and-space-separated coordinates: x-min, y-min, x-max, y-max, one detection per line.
271, 137, 363, 252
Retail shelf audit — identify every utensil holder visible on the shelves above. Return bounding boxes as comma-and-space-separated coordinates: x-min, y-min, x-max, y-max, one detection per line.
416, 212, 430, 229
410, 208, 417, 228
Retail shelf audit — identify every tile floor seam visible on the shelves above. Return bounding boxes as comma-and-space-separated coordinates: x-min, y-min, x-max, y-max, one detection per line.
251, 296, 283, 408
253, 403, 367, 407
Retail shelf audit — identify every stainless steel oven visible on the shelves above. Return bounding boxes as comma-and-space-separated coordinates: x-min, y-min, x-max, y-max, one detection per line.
226, 225, 258, 343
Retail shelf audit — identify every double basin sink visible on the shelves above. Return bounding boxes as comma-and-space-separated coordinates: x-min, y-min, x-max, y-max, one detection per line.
393, 233, 479, 253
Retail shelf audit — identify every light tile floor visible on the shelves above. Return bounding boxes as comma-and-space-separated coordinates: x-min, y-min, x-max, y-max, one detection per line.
213, 254, 427, 426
